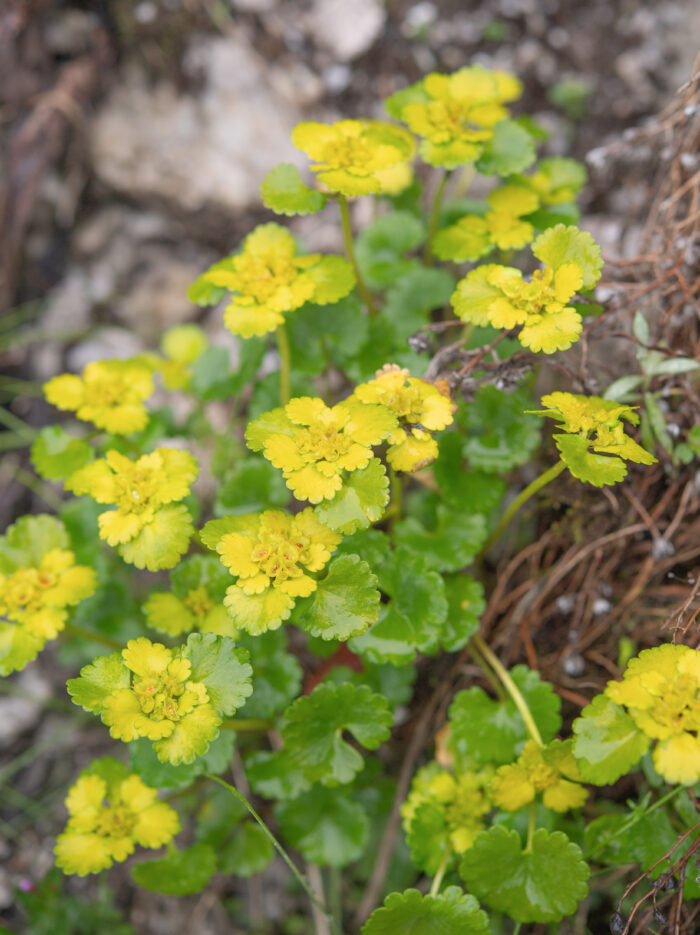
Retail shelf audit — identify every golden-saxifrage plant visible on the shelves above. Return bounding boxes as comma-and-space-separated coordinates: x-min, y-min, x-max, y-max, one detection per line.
4, 61, 700, 934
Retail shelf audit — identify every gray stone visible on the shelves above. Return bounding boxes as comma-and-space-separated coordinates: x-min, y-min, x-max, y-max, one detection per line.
308, 0, 385, 62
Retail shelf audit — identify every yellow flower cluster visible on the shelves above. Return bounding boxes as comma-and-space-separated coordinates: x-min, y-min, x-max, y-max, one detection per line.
196, 223, 355, 338
605, 644, 700, 784
390, 66, 522, 168
353, 365, 454, 471
291, 119, 415, 197
246, 396, 397, 503
433, 184, 539, 262
102, 638, 222, 764
159, 323, 209, 389
55, 765, 179, 875
491, 740, 587, 813
215, 509, 341, 634
44, 359, 154, 435
66, 448, 198, 570
0, 548, 96, 675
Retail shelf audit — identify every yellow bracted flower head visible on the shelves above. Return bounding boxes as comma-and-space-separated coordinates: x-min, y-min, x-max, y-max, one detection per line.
353, 365, 454, 472
44, 359, 154, 435
102, 637, 221, 763
194, 223, 355, 338
402, 763, 494, 858
55, 764, 180, 875
246, 396, 397, 503
392, 66, 521, 168
159, 324, 209, 390
491, 739, 587, 814
66, 447, 198, 571
530, 392, 657, 486
144, 556, 236, 639
215, 508, 341, 634
0, 548, 96, 675
605, 644, 700, 785
291, 119, 415, 197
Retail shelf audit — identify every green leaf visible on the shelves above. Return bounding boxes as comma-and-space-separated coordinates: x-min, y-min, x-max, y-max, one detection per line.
0, 514, 68, 573
554, 433, 627, 486
276, 786, 369, 867
182, 633, 253, 715
31, 426, 93, 481
449, 665, 561, 765
260, 163, 326, 215
362, 887, 490, 935
532, 225, 603, 289
199, 513, 257, 551
132, 844, 216, 896
405, 800, 450, 875
191, 341, 266, 401
433, 434, 506, 515
572, 693, 649, 784
286, 295, 368, 375
245, 749, 311, 800
281, 682, 393, 785
67, 653, 129, 714
440, 574, 485, 652
460, 827, 589, 923
393, 506, 487, 573
293, 554, 380, 641
335, 529, 392, 569
129, 738, 200, 790
463, 386, 541, 473
476, 119, 536, 176
382, 267, 455, 341
603, 375, 644, 401
351, 550, 448, 665
219, 822, 274, 877
214, 456, 290, 516
314, 458, 389, 534
356, 212, 425, 289
170, 553, 230, 599
584, 804, 677, 876
237, 630, 302, 719
644, 392, 674, 454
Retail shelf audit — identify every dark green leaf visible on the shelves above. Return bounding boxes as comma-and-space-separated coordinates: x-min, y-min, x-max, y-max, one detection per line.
362, 887, 490, 935
277, 786, 369, 867
219, 822, 274, 877
132, 844, 216, 896
214, 456, 290, 516
237, 630, 302, 719
293, 554, 380, 641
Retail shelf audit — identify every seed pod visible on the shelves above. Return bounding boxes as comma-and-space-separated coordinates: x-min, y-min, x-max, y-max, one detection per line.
609, 911, 627, 935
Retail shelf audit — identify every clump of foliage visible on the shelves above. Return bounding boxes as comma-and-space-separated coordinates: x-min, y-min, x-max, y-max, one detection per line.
4, 61, 699, 935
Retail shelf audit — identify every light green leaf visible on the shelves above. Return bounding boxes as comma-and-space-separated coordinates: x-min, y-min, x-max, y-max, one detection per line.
603, 375, 644, 401
432, 217, 493, 262
199, 513, 259, 551
451, 264, 509, 325
237, 630, 302, 720
356, 212, 425, 289
440, 574, 485, 652
118, 504, 194, 572
214, 456, 290, 516
260, 163, 326, 215
245, 749, 311, 801
307, 255, 356, 304
649, 357, 700, 376
67, 652, 129, 714
276, 786, 369, 867
460, 827, 589, 923
405, 800, 450, 875
362, 887, 490, 935
182, 633, 253, 715
244, 406, 294, 452
644, 393, 674, 454
132, 844, 216, 896
129, 738, 200, 790
31, 426, 93, 481
281, 682, 392, 785
554, 433, 627, 486
314, 458, 389, 534
0, 514, 69, 573
170, 553, 230, 599
219, 822, 274, 877
572, 693, 649, 784
293, 554, 380, 641
532, 224, 603, 289
633, 310, 650, 345
464, 386, 541, 473
449, 665, 561, 765
476, 119, 536, 176
0, 624, 42, 676
393, 506, 487, 573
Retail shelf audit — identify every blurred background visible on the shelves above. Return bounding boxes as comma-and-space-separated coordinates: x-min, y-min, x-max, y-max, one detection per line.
1, 1, 699, 932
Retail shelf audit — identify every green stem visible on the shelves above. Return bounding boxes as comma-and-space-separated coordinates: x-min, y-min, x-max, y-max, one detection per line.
276, 323, 292, 406
0, 407, 36, 440
329, 866, 343, 933
588, 786, 682, 860
482, 460, 566, 553
389, 468, 403, 528
429, 847, 452, 897
423, 170, 449, 264
337, 195, 377, 316
220, 718, 273, 732
63, 623, 123, 651
470, 634, 543, 746
206, 774, 341, 935
467, 640, 507, 702
512, 924, 521, 935
4, 465, 63, 510
525, 801, 536, 853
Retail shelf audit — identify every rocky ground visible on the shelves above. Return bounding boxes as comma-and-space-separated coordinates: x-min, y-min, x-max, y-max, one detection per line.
1, 0, 699, 932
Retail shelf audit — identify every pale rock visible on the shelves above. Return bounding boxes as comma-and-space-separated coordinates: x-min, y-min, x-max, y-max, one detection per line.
67, 326, 144, 371
91, 35, 305, 213
308, 0, 385, 62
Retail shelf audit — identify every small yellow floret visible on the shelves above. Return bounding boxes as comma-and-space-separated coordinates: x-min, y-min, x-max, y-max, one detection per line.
491, 740, 587, 813
353, 365, 454, 472
291, 119, 415, 197
44, 359, 154, 434
55, 768, 180, 875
